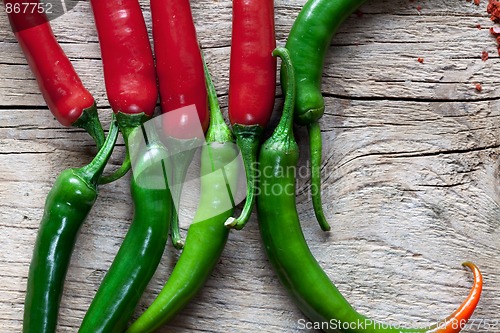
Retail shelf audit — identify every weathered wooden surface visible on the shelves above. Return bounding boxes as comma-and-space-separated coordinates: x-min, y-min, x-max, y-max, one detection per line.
1, 0, 499, 332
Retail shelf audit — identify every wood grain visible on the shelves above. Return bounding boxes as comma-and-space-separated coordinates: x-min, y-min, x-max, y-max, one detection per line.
0, 0, 499, 332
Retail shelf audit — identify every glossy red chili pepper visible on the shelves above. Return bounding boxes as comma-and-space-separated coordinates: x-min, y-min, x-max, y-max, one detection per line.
5, 0, 104, 147
228, 0, 276, 128
150, 0, 209, 249
225, 0, 277, 230
90, 0, 158, 119
90, 0, 158, 184
151, 0, 209, 138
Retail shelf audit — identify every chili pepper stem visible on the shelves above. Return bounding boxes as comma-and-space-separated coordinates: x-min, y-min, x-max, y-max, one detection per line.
205, 111, 233, 146
115, 112, 150, 141
98, 112, 149, 184
78, 115, 120, 186
72, 103, 106, 149
202, 59, 237, 216
225, 124, 262, 229
167, 138, 201, 249
269, 48, 295, 142
308, 121, 331, 231
99, 153, 131, 184
203, 52, 234, 145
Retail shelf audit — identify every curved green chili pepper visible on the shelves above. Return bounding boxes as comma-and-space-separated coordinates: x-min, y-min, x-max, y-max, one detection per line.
125, 56, 239, 333
79, 125, 173, 333
258, 47, 483, 333
282, 0, 367, 231
23, 118, 119, 333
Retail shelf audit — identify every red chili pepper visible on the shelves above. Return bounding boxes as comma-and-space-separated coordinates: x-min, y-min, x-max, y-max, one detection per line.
150, 0, 209, 248
151, 0, 209, 138
90, 0, 158, 120
225, 0, 277, 230
90, 0, 158, 184
5, 0, 104, 147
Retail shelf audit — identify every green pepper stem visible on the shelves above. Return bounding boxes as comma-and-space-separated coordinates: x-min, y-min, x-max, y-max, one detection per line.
99, 153, 131, 184
224, 124, 262, 229
98, 112, 150, 184
308, 121, 331, 231
270, 47, 295, 141
202, 52, 233, 145
72, 103, 106, 149
165, 56, 236, 250
168, 138, 199, 250
115, 112, 150, 141
78, 115, 119, 187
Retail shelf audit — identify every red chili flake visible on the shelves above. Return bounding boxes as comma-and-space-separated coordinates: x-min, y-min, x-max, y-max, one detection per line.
477, 24, 482, 29
417, 57, 424, 63
497, 46, 500, 56
488, 0, 500, 23
482, 50, 489, 61
474, 0, 480, 5
475, 83, 482, 92
416, 5, 422, 11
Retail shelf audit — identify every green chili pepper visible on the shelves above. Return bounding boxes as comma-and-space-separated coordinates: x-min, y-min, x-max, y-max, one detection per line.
23, 118, 119, 333
258, 47, 483, 333
79, 125, 173, 333
125, 57, 239, 333
281, 0, 367, 231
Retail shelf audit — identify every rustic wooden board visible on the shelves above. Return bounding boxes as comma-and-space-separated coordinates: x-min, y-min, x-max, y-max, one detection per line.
1, 0, 499, 332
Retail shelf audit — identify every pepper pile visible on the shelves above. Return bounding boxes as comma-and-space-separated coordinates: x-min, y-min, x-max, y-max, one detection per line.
5, 0, 484, 332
